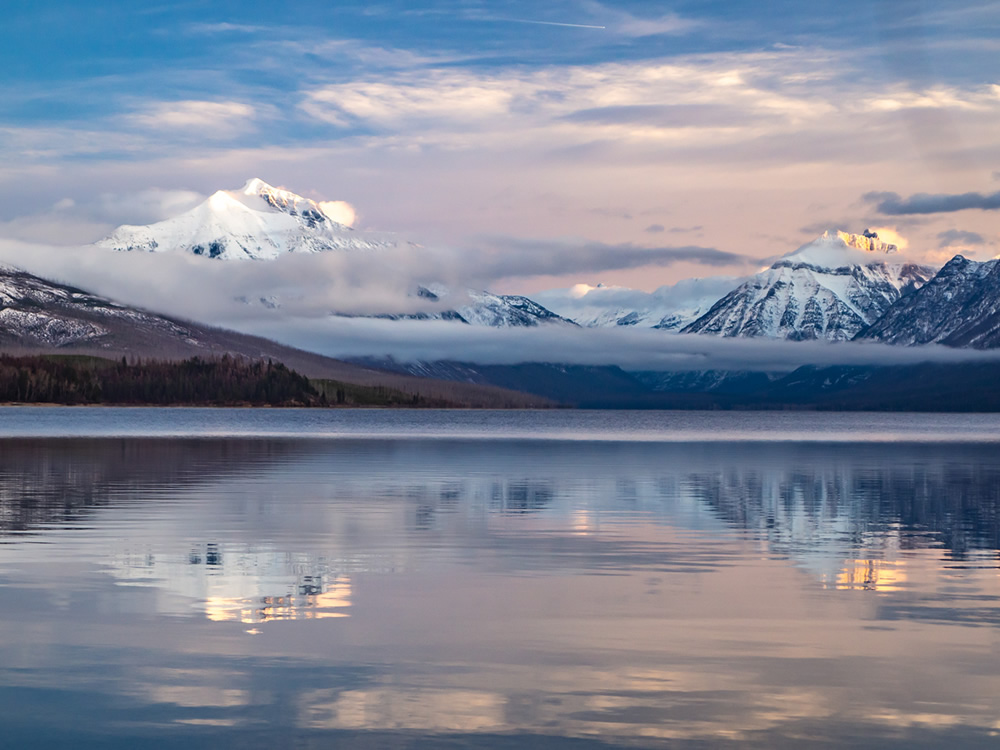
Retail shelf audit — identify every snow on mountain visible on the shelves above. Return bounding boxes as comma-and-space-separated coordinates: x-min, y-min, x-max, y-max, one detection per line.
347, 286, 576, 327
533, 276, 743, 331
681, 230, 934, 341
858, 255, 1000, 348
95, 178, 569, 328
457, 291, 575, 327
96, 178, 391, 259
0, 264, 202, 348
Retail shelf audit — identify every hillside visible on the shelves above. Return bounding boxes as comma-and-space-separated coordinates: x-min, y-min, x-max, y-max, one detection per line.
0, 266, 551, 408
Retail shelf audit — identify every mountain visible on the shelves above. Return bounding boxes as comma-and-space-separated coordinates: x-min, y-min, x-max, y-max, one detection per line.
336, 287, 575, 327
533, 276, 742, 330
0, 265, 550, 407
682, 230, 934, 341
857, 255, 1000, 348
350, 358, 653, 405
97, 179, 568, 328
345, 355, 1000, 411
96, 178, 391, 259
456, 291, 575, 327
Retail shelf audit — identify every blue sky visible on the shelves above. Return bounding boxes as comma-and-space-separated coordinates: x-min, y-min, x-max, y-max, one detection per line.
1, 0, 998, 289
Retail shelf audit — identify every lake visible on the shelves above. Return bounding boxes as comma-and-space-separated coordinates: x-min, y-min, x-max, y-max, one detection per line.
1, 408, 999, 748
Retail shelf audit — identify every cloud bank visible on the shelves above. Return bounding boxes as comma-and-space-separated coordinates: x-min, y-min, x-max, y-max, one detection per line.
865, 190, 1000, 215
1, 238, 996, 376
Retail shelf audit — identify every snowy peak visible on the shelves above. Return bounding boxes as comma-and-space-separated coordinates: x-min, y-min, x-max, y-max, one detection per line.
682, 231, 933, 341
96, 178, 389, 260
235, 178, 346, 229
779, 230, 899, 270
830, 229, 898, 255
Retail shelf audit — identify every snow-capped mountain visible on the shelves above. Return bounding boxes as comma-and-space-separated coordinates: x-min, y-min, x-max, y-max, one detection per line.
534, 276, 743, 330
96, 178, 391, 259
96, 178, 568, 328
353, 287, 576, 327
858, 255, 1000, 348
682, 230, 934, 341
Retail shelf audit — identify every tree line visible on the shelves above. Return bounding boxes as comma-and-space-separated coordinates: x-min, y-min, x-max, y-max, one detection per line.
0, 354, 323, 406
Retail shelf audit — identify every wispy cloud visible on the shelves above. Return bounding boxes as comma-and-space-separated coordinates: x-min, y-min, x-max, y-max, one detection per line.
128, 100, 258, 135
578, 1, 703, 38
185, 22, 268, 35
300, 76, 513, 128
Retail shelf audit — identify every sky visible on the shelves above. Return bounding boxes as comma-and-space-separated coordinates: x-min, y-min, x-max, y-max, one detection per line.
0, 0, 998, 295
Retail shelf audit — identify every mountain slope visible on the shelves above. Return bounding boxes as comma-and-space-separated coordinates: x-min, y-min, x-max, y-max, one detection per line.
96, 178, 391, 259
341, 287, 576, 327
0, 265, 550, 407
858, 255, 1000, 348
682, 231, 934, 341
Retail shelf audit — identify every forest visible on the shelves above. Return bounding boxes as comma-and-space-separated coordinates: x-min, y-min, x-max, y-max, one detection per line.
0, 354, 323, 406
0, 354, 464, 407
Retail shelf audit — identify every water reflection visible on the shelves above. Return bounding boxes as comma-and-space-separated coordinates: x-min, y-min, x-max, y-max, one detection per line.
1, 432, 1000, 747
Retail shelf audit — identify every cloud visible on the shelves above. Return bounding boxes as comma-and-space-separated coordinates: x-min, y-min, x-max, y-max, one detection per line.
294, 50, 851, 147
865, 190, 1000, 214
0, 229, 746, 325
0, 238, 421, 322
0, 189, 206, 244
865, 226, 909, 251
2, 237, 998, 376
95, 189, 206, 226
533, 276, 743, 323
129, 100, 258, 135
561, 103, 768, 128
937, 229, 986, 247
644, 224, 665, 233
318, 200, 357, 228
5, 38, 1000, 281
579, 1, 703, 38
455, 236, 748, 283
186, 22, 268, 35
300, 77, 513, 129
250, 316, 1000, 374
589, 207, 632, 220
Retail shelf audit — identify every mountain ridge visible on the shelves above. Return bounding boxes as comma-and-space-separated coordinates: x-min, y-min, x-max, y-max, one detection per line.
857, 254, 1000, 348
680, 231, 934, 341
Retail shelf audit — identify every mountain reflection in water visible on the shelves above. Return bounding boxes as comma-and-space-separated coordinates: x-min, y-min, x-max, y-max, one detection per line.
1, 429, 999, 748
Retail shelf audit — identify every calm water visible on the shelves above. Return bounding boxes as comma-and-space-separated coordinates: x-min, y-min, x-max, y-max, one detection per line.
1, 408, 1000, 748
